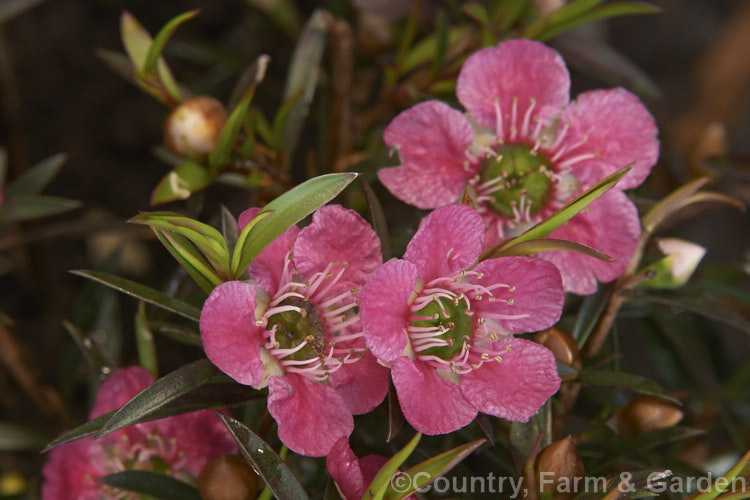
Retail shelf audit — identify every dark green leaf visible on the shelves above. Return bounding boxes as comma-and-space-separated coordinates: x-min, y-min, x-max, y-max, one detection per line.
575, 369, 679, 404
462, 2, 492, 27
281, 9, 329, 163
493, 0, 531, 32
524, 0, 602, 39
98, 470, 201, 500
5, 153, 66, 196
572, 283, 612, 346
62, 320, 115, 376
430, 9, 449, 77
96, 48, 137, 84
480, 164, 631, 260
487, 237, 613, 261
364, 432, 421, 500
230, 172, 358, 277
143, 10, 199, 76
220, 205, 239, 257
150, 161, 216, 205
43, 411, 113, 452
154, 228, 221, 292
135, 303, 158, 378
219, 414, 309, 500
386, 375, 404, 443
536, 2, 662, 41
70, 270, 201, 322
361, 177, 390, 261
150, 320, 202, 346
509, 418, 541, 475
0, 194, 80, 222
388, 439, 486, 499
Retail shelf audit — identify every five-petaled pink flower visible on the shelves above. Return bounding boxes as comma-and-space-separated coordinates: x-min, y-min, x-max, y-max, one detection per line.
378, 39, 659, 295
200, 205, 388, 457
42, 366, 238, 500
360, 204, 563, 435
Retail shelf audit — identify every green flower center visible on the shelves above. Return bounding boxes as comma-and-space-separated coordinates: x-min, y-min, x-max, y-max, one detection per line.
480, 144, 554, 219
266, 297, 326, 362
410, 296, 473, 360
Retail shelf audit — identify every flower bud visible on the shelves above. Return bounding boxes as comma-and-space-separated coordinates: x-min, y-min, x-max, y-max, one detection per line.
163, 96, 227, 159
197, 455, 260, 500
533, 0, 566, 15
535, 436, 585, 500
613, 396, 683, 439
535, 328, 581, 374
642, 238, 706, 289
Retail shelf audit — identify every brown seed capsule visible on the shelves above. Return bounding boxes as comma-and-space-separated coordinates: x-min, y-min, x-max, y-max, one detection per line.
614, 396, 684, 439
163, 96, 227, 159
534, 328, 582, 375
535, 436, 585, 500
197, 455, 260, 500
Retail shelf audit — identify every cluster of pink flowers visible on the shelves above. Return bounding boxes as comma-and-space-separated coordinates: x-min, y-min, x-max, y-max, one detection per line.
42, 366, 237, 499
379, 39, 659, 294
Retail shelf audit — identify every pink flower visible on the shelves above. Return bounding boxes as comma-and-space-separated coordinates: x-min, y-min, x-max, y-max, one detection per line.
378, 39, 659, 295
200, 205, 388, 457
41, 366, 238, 500
360, 204, 563, 435
327, 438, 417, 500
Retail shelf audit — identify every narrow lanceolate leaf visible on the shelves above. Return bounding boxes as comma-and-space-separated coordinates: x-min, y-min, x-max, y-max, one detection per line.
96, 359, 230, 438
151, 161, 216, 205
361, 177, 391, 261
220, 205, 240, 257
208, 54, 269, 169
131, 212, 230, 277
0, 422, 49, 451
135, 303, 158, 378
523, 0, 602, 39
70, 270, 201, 322
98, 470, 201, 500
219, 414, 309, 500
487, 238, 614, 261
0, 195, 81, 222
230, 172, 358, 277
689, 449, 750, 500
42, 412, 113, 452
536, 2, 663, 42
154, 228, 221, 293
96, 49, 137, 84
387, 439, 487, 499
480, 164, 631, 260
281, 9, 329, 164
363, 432, 422, 500
575, 369, 679, 404
5, 153, 66, 196
143, 10, 199, 75
642, 177, 710, 234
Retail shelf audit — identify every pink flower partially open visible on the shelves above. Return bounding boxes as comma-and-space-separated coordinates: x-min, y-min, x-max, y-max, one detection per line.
360, 205, 563, 435
379, 39, 659, 295
41, 366, 237, 500
200, 205, 388, 457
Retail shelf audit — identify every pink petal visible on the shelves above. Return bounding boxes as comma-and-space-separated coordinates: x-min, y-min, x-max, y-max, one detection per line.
557, 87, 659, 190
472, 256, 564, 333
403, 204, 484, 282
327, 438, 366, 500
392, 356, 477, 435
542, 189, 640, 295
90, 366, 153, 419
380, 101, 478, 209
42, 438, 104, 500
153, 410, 239, 476
328, 351, 389, 415
360, 259, 417, 362
240, 207, 300, 293
200, 281, 266, 386
461, 338, 560, 421
457, 40, 569, 135
359, 455, 389, 486
294, 205, 382, 298
267, 374, 354, 457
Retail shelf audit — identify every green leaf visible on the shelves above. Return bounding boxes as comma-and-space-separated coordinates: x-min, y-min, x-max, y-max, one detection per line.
97, 470, 201, 500
535, 2, 662, 41
361, 177, 391, 261
96, 48, 137, 85
62, 320, 115, 376
575, 369, 679, 404
430, 9, 449, 78
43, 411, 113, 452
220, 205, 240, 257
208, 55, 268, 169
5, 153, 66, 196
462, 2, 492, 27
218, 414, 309, 500
150, 161, 216, 205
95, 358, 237, 438
492, 0, 531, 32
0, 422, 49, 451
135, 303, 158, 378
0, 194, 80, 222
230, 172, 358, 277
401, 26, 470, 75
71, 270, 201, 321
281, 9, 329, 164
572, 283, 612, 346
363, 432, 422, 500
154, 228, 221, 293
143, 10, 199, 75
691, 449, 750, 500
150, 320, 202, 346
387, 439, 486, 499
480, 164, 631, 260
524, 0, 602, 39
509, 418, 542, 475
486, 237, 614, 261
131, 212, 230, 277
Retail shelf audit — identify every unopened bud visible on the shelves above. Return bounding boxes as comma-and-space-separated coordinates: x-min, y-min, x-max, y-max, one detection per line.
533, 0, 566, 15
163, 96, 227, 159
535, 328, 581, 376
535, 436, 585, 500
613, 396, 683, 439
197, 455, 260, 500
642, 238, 706, 289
